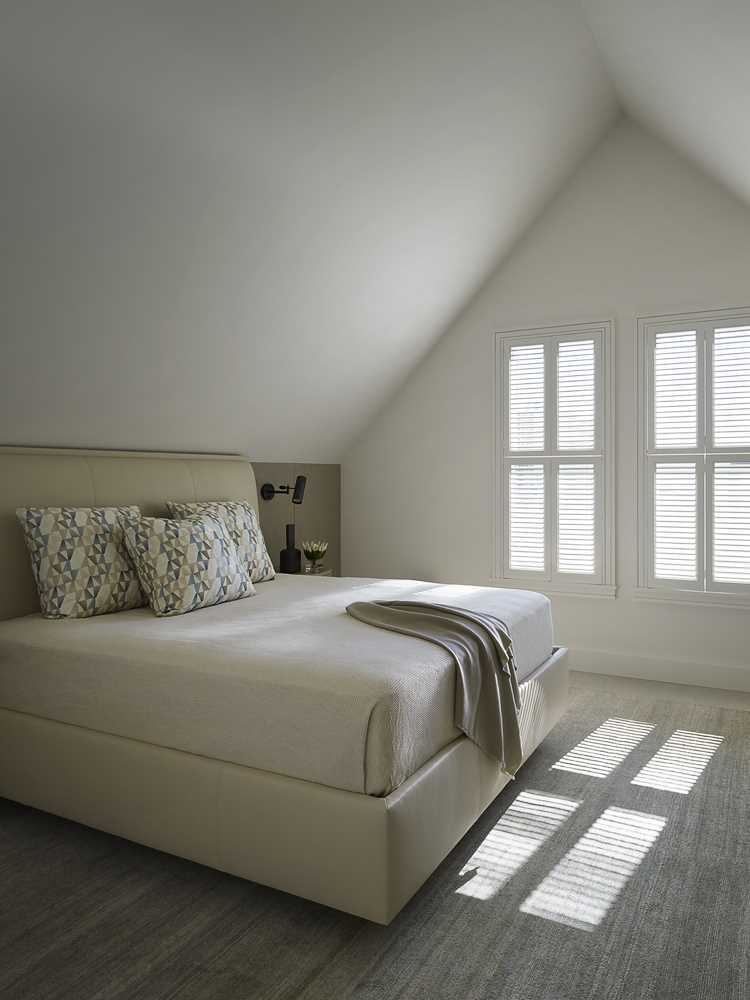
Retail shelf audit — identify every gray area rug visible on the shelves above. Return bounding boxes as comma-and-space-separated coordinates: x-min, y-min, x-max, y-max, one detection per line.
1, 680, 748, 1000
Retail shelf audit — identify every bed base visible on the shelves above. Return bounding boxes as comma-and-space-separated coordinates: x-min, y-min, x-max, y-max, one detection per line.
0, 647, 568, 924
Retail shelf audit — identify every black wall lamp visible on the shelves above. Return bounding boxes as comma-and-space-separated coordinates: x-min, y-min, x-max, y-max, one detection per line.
260, 475, 308, 573
260, 475, 307, 504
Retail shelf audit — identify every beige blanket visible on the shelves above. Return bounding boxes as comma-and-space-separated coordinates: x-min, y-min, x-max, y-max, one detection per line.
347, 600, 523, 775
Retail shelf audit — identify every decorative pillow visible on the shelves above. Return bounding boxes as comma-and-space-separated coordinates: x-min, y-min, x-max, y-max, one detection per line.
165, 499, 275, 583
123, 513, 255, 617
15, 505, 145, 619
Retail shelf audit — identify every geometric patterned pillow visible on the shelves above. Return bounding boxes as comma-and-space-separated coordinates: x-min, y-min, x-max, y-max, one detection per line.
123, 513, 255, 617
165, 499, 275, 583
15, 505, 145, 619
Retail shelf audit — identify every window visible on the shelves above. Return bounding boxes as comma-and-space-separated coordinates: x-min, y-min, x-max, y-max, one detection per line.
637, 308, 750, 605
494, 321, 615, 595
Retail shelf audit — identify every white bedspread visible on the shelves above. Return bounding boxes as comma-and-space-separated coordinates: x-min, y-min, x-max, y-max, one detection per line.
0, 576, 553, 795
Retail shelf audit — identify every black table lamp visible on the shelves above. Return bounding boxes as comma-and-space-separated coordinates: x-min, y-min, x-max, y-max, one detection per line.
279, 524, 301, 574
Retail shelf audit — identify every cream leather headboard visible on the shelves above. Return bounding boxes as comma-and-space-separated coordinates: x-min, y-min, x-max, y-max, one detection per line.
0, 447, 259, 621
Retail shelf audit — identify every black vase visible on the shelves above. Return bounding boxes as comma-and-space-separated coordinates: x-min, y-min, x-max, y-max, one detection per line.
279, 523, 301, 574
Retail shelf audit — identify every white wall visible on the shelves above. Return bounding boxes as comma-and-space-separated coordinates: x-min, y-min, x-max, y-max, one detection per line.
0, 1, 615, 462
343, 118, 750, 692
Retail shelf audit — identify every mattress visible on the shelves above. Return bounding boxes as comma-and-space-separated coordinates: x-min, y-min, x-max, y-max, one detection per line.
0, 576, 553, 795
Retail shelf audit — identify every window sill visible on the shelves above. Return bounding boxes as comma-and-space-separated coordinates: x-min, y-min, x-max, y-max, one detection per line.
490, 578, 617, 599
633, 586, 750, 610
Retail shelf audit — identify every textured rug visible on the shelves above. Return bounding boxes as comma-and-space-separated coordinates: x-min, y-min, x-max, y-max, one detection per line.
1, 679, 748, 1000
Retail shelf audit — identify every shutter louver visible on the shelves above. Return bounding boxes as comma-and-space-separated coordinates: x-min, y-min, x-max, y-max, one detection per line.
713, 462, 750, 584
713, 327, 750, 447
509, 464, 544, 571
500, 323, 611, 591
558, 464, 595, 574
653, 331, 697, 448
653, 463, 697, 581
557, 339, 595, 450
641, 311, 750, 599
509, 343, 544, 451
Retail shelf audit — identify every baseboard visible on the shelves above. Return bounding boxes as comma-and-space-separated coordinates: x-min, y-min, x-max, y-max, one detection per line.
568, 646, 750, 694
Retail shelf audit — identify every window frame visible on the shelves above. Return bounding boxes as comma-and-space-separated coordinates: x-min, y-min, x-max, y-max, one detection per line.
493, 320, 616, 597
636, 306, 750, 608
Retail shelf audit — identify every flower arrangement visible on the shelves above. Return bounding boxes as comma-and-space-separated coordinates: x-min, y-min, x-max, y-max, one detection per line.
302, 539, 328, 572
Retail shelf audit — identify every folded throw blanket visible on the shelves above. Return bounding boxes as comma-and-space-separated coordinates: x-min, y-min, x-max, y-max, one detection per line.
346, 600, 522, 776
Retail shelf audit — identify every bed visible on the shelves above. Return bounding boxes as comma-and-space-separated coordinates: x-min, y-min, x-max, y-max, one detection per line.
0, 446, 568, 924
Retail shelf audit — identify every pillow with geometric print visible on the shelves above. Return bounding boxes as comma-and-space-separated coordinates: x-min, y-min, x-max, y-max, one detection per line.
16, 505, 145, 619
165, 499, 275, 583
123, 512, 255, 617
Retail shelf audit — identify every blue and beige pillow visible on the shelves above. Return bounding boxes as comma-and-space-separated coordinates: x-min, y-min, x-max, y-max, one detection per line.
16, 505, 145, 619
123, 513, 255, 617
165, 500, 275, 583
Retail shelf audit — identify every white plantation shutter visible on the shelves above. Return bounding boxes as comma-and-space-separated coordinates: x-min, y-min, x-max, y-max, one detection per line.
640, 311, 750, 601
557, 464, 596, 574
509, 464, 545, 571
653, 330, 697, 448
712, 327, 750, 448
653, 463, 698, 581
509, 343, 544, 451
557, 340, 595, 450
711, 462, 750, 585
498, 323, 612, 592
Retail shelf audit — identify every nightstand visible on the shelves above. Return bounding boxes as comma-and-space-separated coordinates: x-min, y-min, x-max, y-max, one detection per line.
279, 568, 334, 576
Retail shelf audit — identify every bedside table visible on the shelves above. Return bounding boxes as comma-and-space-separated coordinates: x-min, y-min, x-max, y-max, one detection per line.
279, 568, 334, 577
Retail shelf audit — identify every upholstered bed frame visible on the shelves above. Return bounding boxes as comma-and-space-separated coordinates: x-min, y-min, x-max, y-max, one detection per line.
0, 446, 568, 924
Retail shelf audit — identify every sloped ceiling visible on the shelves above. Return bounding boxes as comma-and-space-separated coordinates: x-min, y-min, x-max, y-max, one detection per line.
581, 0, 750, 205
0, 1, 617, 461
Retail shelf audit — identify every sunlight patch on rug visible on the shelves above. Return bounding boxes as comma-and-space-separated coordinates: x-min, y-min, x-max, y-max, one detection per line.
456, 790, 579, 900
631, 730, 724, 794
551, 718, 655, 778
519, 806, 666, 930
